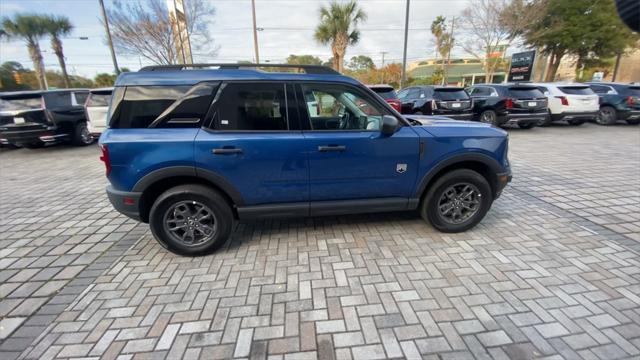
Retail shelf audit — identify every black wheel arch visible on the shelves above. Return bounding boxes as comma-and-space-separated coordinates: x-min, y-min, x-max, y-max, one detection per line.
133, 166, 245, 222
414, 153, 506, 201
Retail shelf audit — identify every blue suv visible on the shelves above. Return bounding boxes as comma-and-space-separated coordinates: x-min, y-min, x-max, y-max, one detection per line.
100, 64, 511, 255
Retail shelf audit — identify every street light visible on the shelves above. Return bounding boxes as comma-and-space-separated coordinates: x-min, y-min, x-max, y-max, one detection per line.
251, 0, 260, 63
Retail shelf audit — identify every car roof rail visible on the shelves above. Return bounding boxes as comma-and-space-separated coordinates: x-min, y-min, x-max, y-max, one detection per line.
138, 63, 340, 75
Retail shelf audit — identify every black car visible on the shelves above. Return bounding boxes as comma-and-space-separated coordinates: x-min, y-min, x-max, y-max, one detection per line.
467, 84, 548, 129
397, 86, 473, 120
586, 82, 640, 125
0, 89, 92, 148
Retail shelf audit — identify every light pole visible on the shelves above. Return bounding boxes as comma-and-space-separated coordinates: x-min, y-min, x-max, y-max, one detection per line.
251, 0, 260, 64
99, 0, 120, 74
400, 0, 410, 88
380, 51, 388, 83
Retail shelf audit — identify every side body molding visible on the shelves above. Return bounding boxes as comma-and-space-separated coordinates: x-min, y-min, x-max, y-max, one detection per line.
131, 166, 246, 206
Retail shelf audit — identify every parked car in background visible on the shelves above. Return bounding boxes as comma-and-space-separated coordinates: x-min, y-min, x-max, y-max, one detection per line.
367, 84, 401, 112
0, 89, 91, 148
100, 63, 511, 256
466, 84, 547, 129
531, 83, 599, 126
397, 86, 473, 120
85, 87, 114, 137
586, 82, 640, 125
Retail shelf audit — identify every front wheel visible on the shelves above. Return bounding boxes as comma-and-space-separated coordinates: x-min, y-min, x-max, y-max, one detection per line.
149, 184, 234, 256
72, 122, 94, 146
567, 119, 585, 126
479, 110, 499, 126
420, 169, 493, 233
597, 106, 617, 125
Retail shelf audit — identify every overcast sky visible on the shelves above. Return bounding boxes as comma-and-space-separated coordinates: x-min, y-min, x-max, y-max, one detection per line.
1, 0, 478, 79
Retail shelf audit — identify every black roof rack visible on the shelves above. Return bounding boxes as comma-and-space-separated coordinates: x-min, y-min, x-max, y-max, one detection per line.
138, 63, 340, 75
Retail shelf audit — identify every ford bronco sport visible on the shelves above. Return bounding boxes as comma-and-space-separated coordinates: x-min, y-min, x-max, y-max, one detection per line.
101, 64, 511, 256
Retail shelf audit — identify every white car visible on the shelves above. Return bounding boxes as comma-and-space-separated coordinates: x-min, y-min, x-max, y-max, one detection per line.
530, 83, 599, 126
85, 87, 113, 137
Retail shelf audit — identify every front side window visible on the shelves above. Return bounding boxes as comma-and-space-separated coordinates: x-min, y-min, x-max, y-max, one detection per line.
302, 84, 386, 131
73, 91, 89, 105
44, 92, 71, 108
214, 82, 288, 131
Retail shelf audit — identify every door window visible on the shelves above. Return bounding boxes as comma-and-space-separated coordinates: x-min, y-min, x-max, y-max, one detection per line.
73, 91, 89, 105
44, 92, 72, 108
301, 84, 387, 131
407, 88, 421, 99
214, 83, 288, 131
397, 88, 409, 99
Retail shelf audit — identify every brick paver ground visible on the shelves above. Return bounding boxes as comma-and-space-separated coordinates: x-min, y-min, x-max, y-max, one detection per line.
1, 122, 639, 360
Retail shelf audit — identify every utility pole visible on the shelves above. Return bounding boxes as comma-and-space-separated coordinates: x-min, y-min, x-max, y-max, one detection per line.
251, 0, 260, 64
400, 0, 410, 88
443, 16, 455, 85
612, 52, 622, 81
380, 51, 388, 83
99, 0, 120, 74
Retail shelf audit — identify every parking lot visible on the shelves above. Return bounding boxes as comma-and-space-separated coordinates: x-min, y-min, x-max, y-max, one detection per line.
0, 122, 639, 359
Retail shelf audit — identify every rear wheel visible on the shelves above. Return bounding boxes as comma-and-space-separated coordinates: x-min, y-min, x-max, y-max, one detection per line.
626, 119, 640, 125
420, 169, 493, 233
597, 106, 617, 125
72, 122, 94, 146
518, 122, 536, 129
567, 119, 585, 126
479, 110, 498, 126
149, 184, 234, 256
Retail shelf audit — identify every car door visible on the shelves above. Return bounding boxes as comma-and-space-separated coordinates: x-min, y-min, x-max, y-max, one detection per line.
400, 88, 420, 114
298, 82, 420, 208
194, 82, 309, 206
468, 86, 492, 113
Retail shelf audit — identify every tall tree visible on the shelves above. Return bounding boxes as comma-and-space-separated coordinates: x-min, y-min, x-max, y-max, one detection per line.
507, 0, 639, 81
1, 14, 48, 89
107, 0, 218, 65
430, 16, 446, 66
347, 55, 375, 71
314, 0, 367, 73
459, 0, 516, 83
43, 15, 73, 88
286, 54, 323, 65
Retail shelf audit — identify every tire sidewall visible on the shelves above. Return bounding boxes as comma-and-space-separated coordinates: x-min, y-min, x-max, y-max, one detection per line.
74, 122, 94, 146
421, 169, 493, 233
598, 106, 616, 125
149, 186, 233, 256
480, 110, 497, 126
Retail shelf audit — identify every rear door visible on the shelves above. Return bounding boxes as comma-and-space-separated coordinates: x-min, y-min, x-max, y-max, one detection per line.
468, 86, 495, 112
298, 82, 420, 204
194, 82, 309, 206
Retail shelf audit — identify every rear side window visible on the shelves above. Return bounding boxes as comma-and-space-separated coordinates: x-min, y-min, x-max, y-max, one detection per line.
87, 91, 113, 107
558, 86, 594, 95
44, 92, 71, 108
214, 82, 288, 131
434, 89, 469, 101
110, 84, 216, 128
508, 87, 544, 99
73, 91, 89, 105
370, 87, 397, 100
626, 86, 640, 96
589, 85, 613, 94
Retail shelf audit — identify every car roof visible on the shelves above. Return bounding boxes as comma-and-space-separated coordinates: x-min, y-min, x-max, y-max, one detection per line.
115, 68, 361, 87
89, 87, 114, 93
0, 89, 89, 97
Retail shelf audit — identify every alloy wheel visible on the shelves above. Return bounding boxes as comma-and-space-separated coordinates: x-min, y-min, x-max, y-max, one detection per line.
437, 183, 482, 225
163, 200, 217, 246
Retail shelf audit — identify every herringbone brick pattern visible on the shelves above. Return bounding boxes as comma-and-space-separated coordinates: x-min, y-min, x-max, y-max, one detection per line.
1, 123, 639, 360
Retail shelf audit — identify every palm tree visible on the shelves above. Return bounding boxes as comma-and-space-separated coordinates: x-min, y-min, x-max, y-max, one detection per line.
314, 0, 367, 73
2, 14, 48, 89
43, 15, 73, 88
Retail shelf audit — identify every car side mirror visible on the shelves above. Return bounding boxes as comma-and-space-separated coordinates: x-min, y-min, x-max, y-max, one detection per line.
381, 115, 399, 136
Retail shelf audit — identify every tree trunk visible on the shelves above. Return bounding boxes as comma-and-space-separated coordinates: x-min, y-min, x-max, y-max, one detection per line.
52, 36, 70, 88
28, 41, 46, 90
544, 50, 564, 82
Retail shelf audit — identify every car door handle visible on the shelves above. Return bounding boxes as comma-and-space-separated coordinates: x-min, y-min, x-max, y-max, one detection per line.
318, 145, 346, 152
212, 148, 243, 155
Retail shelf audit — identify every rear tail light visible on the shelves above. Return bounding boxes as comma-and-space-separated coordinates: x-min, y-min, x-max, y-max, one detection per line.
505, 98, 514, 109
627, 96, 636, 106
556, 96, 569, 106
99, 144, 111, 176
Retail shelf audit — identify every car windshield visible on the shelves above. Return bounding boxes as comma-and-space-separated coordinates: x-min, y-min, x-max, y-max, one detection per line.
370, 87, 397, 100
508, 87, 544, 99
434, 88, 469, 101
0, 96, 43, 112
87, 92, 113, 107
558, 86, 594, 95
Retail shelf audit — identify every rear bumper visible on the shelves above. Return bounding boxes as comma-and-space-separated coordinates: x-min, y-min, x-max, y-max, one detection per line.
499, 112, 547, 125
106, 185, 142, 221
0, 127, 67, 145
551, 111, 598, 121
619, 110, 640, 120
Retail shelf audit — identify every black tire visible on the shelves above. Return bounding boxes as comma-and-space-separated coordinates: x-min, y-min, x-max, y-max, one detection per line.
597, 106, 617, 125
72, 122, 94, 146
539, 111, 552, 127
420, 169, 493, 233
626, 119, 640, 125
479, 110, 499, 126
149, 184, 234, 256
517, 122, 536, 129
567, 119, 585, 126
